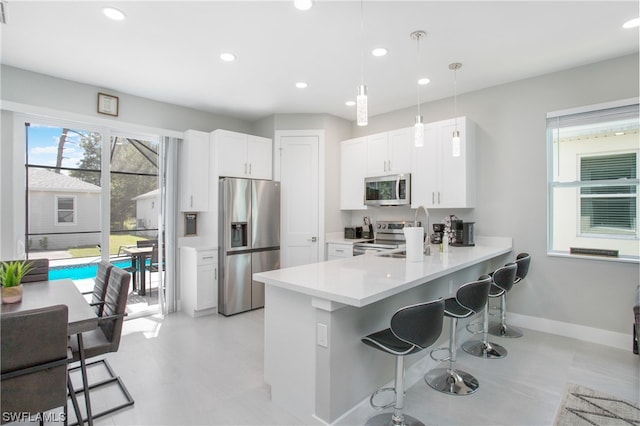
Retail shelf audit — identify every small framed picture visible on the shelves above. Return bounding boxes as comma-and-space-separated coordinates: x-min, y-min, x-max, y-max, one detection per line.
97, 92, 119, 116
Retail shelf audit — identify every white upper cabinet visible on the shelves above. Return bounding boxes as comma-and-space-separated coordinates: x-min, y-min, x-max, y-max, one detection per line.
213, 129, 273, 180
366, 128, 412, 176
180, 130, 210, 212
411, 116, 476, 209
340, 137, 368, 210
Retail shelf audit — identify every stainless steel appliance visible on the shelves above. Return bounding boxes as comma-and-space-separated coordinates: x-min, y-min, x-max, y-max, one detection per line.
353, 220, 419, 255
451, 221, 475, 246
364, 174, 411, 206
218, 178, 280, 316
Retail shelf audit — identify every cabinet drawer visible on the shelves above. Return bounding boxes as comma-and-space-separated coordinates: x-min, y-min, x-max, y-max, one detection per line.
198, 250, 217, 265
327, 244, 353, 258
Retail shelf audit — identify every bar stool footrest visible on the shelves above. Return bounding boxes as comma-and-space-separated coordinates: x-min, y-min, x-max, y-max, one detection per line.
429, 346, 451, 362
369, 386, 397, 410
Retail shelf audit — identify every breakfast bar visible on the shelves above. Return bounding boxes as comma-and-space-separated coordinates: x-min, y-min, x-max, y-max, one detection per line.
254, 236, 512, 424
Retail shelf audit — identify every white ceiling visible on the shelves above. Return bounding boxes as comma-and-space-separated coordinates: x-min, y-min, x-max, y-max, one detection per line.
1, 1, 638, 123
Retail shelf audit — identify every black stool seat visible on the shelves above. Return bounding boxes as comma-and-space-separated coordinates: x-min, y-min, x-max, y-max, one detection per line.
362, 299, 445, 426
362, 329, 425, 356
425, 275, 492, 396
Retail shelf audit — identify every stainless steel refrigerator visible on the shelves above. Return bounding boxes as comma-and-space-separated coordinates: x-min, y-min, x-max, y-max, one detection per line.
218, 178, 280, 316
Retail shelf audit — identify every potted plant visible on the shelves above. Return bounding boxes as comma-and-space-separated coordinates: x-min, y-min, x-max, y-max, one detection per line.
0, 260, 33, 304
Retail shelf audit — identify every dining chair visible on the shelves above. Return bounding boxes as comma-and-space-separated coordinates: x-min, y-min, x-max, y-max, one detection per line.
1, 258, 49, 283
89, 260, 113, 316
144, 245, 165, 295
1, 304, 82, 426
68, 266, 134, 424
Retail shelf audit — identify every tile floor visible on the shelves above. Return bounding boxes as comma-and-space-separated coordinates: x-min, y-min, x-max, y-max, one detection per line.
67, 309, 637, 426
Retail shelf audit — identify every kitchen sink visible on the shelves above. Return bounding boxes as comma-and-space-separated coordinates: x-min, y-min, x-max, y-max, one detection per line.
376, 250, 406, 259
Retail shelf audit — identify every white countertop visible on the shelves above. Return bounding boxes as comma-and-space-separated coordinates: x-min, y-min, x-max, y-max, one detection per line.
254, 236, 512, 307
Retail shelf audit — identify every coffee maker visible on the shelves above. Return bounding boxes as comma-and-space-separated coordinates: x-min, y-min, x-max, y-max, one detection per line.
451, 220, 475, 246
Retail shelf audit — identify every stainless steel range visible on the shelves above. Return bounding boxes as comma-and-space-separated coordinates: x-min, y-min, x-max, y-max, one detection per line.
353, 220, 420, 256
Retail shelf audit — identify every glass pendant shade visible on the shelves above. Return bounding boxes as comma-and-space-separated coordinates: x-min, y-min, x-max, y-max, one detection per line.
357, 85, 368, 126
414, 115, 424, 147
452, 130, 461, 157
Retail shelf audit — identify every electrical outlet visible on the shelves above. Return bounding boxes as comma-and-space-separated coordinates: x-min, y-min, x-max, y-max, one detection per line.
317, 323, 328, 348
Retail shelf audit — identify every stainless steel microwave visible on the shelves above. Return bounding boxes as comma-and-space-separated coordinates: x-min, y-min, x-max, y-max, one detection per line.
364, 174, 411, 206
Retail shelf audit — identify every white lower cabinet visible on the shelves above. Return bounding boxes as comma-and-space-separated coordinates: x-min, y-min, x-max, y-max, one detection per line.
327, 243, 354, 260
180, 247, 218, 317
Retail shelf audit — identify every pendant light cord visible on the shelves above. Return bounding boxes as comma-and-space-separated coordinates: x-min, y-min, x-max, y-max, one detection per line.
360, 0, 364, 85
416, 34, 421, 117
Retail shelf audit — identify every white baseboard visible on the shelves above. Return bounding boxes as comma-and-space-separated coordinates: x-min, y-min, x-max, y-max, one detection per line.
506, 312, 633, 351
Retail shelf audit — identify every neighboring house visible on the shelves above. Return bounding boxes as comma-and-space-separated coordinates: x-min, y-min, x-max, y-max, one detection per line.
28, 168, 101, 250
133, 188, 158, 238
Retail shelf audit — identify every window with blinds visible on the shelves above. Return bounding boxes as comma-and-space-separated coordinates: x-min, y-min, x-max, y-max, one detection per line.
547, 100, 639, 260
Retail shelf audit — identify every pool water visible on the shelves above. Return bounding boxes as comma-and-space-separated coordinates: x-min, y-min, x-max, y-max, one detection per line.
49, 260, 132, 281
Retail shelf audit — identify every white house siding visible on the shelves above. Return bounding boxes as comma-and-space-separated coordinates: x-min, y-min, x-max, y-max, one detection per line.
133, 189, 159, 238
28, 190, 101, 250
28, 168, 101, 250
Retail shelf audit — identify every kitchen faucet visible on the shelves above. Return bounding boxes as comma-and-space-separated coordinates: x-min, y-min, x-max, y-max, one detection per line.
414, 205, 431, 256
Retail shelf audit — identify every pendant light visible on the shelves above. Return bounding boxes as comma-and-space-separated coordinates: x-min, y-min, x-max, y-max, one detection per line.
356, 0, 368, 126
449, 62, 462, 157
410, 31, 426, 147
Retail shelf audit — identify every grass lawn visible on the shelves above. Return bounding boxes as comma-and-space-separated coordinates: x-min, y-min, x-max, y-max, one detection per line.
68, 235, 151, 258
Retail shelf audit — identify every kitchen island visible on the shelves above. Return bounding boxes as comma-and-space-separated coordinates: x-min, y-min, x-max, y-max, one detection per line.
254, 236, 512, 425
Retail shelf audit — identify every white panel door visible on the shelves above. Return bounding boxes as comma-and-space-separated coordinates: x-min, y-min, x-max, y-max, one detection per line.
279, 133, 320, 268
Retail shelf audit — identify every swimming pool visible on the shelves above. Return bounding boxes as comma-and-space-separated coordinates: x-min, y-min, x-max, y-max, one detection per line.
49, 260, 132, 281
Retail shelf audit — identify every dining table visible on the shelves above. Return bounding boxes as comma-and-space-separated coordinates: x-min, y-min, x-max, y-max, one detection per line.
1, 279, 99, 425
121, 246, 153, 296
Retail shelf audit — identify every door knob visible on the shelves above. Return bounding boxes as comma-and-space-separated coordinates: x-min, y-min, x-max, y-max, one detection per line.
310, 237, 317, 242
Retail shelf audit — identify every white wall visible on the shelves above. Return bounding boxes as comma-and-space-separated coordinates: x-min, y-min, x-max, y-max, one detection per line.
349, 54, 640, 336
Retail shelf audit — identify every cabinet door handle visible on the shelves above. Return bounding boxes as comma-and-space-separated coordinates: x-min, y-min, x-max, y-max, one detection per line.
190, 195, 193, 208
202, 256, 214, 260
438, 192, 441, 204
249, 163, 252, 174
388, 160, 392, 171
335, 249, 344, 253
432, 192, 435, 204
215, 268, 217, 280
244, 163, 248, 174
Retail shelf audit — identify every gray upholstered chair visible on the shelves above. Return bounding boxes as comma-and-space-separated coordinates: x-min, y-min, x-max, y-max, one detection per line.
69, 266, 134, 423
1, 258, 49, 283
1, 304, 81, 426
89, 260, 113, 316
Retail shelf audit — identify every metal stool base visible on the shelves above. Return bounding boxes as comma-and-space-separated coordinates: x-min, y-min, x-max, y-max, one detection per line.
488, 323, 523, 338
461, 339, 507, 359
365, 412, 425, 426
425, 368, 479, 396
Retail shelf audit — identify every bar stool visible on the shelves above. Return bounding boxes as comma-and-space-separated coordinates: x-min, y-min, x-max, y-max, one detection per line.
361, 298, 445, 426
424, 275, 492, 396
462, 263, 517, 359
489, 253, 531, 338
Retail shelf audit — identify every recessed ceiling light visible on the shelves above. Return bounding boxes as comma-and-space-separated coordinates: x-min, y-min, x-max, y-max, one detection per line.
345, 101, 356, 107
623, 18, 639, 29
102, 7, 126, 21
295, 82, 308, 89
220, 53, 236, 62
372, 48, 388, 57
418, 78, 430, 85
294, 0, 313, 11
